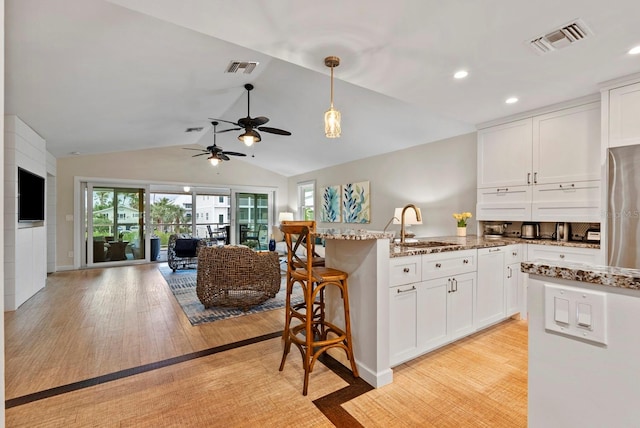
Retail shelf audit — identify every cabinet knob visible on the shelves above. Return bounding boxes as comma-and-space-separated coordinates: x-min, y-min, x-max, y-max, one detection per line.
463, 259, 469, 264
496, 187, 509, 192
435, 263, 442, 268
559, 254, 565, 259
397, 285, 416, 294
534, 172, 538, 184
527, 172, 531, 185
559, 183, 575, 189
403, 267, 410, 273
512, 252, 518, 256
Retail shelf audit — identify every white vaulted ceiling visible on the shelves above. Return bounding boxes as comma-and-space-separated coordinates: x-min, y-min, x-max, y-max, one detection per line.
6, 0, 640, 176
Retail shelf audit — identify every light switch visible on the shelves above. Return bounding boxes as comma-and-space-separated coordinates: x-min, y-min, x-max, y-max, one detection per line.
544, 283, 607, 345
554, 297, 570, 324
577, 303, 592, 328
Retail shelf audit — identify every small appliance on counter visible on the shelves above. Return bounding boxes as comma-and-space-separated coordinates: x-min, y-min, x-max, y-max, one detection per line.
555, 222, 571, 242
521, 222, 540, 239
483, 222, 508, 238
585, 227, 601, 243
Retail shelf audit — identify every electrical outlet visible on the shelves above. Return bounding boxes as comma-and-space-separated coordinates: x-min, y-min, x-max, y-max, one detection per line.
68, 251, 74, 258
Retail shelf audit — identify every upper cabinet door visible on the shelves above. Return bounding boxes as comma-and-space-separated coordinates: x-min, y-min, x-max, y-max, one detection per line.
477, 118, 533, 188
609, 82, 640, 148
532, 102, 601, 184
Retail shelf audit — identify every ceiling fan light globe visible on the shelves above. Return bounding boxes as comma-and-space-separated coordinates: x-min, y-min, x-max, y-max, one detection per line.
209, 157, 220, 166
239, 129, 261, 146
324, 108, 341, 138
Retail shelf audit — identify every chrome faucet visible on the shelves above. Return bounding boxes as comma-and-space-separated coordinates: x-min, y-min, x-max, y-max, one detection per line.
400, 204, 422, 244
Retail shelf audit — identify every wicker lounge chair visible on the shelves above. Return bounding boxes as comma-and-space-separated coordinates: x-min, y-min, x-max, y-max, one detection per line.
196, 245, 281, 311
167, 234, 205, 271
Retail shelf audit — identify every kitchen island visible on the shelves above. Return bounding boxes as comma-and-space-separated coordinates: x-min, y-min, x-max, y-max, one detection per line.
315, 229, 604, 390
522, 260, 640, 427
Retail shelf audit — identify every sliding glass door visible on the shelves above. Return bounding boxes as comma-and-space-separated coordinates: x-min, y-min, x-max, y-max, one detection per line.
234, 191, 271, 250
87, 185, 145, 266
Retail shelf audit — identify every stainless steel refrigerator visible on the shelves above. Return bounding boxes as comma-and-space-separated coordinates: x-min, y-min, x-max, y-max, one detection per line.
608, 145, 640, 269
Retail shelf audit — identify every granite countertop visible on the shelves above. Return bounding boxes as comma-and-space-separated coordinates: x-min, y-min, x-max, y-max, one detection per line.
521, 260, 640, 291
389, 235, 600, 258
315, 228, 395, 240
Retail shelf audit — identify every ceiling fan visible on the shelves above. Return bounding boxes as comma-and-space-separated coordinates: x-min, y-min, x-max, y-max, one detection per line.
184, 121, 247, 166
211, 83, 292, 146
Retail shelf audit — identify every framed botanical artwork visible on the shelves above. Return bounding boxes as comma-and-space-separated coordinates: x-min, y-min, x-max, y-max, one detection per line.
343, 181, 370, 223
320, 185, 341, 222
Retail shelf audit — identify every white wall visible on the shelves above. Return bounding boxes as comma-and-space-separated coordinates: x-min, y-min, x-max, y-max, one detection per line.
288, 132, 478, 238
4, 115, 47, 311
56, 146, 289, 270
528, 276, 640, 427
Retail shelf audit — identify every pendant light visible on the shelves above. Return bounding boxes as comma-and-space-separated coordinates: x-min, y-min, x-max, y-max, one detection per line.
324, 56, 341, 138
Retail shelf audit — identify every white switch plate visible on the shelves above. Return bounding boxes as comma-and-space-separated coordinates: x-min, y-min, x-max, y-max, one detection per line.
544, 283, 607, 345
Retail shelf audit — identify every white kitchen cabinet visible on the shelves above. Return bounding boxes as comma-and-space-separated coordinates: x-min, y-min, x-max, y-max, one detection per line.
388, 249, 477, 367
608, 81, 640, 148
389, 282, 420, 365
476, 247, 506, 329
477, 101, 601, 222
504, 244, 522, 317
526, 244, 600, 265
446, 272, 476, 341
532, 103, 601, 184
477, 118, 532, 188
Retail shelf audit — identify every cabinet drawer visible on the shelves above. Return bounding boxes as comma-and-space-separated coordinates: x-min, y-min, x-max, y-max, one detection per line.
476, 186, 532, 221
532, 181, 600, 203
526, 244, 600, 265
389, 255, 422, 287
422, 249, 476, 280
504, 244, 523, 264
532, 181, 600, 222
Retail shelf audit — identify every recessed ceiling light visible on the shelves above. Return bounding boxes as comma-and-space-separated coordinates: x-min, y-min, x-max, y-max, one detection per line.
454, 70, 468, 79
505, 97, 519, 104
70, 151, 81, 155
628, 45, 640, 55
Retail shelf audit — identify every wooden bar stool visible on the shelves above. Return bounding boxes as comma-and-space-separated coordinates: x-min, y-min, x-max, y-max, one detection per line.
279, 222, 358, 395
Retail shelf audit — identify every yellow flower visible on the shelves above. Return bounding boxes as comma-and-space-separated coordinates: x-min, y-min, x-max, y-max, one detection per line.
453, 212, 473, 227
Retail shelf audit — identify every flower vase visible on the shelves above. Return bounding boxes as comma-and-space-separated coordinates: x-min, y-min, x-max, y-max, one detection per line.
457, 226, 467, 237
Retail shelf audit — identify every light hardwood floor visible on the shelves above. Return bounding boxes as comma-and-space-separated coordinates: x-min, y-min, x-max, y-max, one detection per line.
5, 263, 527, 427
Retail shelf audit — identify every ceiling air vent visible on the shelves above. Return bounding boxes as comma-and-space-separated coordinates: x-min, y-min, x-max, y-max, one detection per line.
225, 61, 259, 74
529, 19, 592, 55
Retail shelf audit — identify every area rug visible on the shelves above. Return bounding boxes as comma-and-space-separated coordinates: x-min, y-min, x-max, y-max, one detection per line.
158, 264, 303, 326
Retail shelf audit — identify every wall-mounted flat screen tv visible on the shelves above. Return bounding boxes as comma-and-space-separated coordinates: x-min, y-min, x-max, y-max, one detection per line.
18, 167, 45, 222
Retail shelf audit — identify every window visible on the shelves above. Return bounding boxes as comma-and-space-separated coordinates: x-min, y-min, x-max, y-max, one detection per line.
219, 214, 224, 223
219, 196, 224, 203
297, 181, 315, 220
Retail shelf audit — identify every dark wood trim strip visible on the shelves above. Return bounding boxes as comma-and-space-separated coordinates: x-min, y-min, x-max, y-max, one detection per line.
5, 331, 282, 409
314, 354, 374, 427
6, 331, 374, 428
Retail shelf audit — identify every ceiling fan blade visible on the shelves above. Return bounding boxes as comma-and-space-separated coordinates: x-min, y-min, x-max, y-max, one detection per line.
183, 147, 207, 151
251, 116, 269, 126
219, 153, 230, 161
222, 151, 247, 157
215, 127, 241, 133
192, 153, 210, 157
209, 118, 241, 127
257, 126, 292, 136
